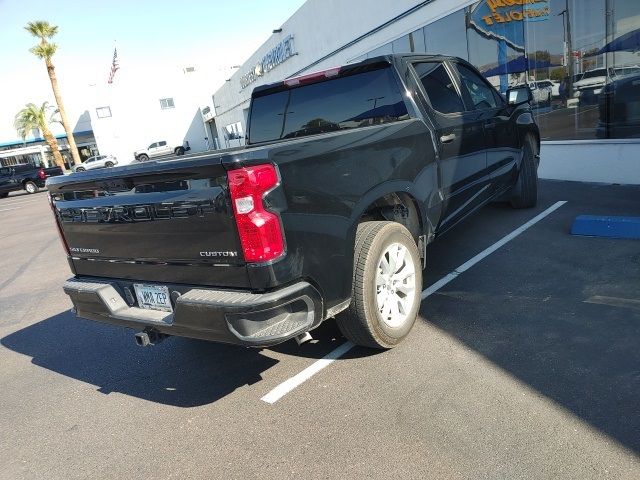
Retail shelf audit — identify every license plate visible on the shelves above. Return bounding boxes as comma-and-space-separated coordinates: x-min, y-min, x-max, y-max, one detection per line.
134, 284, 173, 312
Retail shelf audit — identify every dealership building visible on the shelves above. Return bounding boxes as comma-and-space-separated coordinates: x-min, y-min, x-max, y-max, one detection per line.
211, 0, 640, 184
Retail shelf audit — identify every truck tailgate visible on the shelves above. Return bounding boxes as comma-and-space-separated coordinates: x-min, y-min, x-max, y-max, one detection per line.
47, 158, 250, 287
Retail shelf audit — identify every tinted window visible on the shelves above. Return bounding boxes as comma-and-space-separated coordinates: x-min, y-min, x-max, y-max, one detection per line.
159, 141, 167, 146
455, 63, 499, 110
248, 66, 409, 144
413, 62, 465, 114
149, 143, 157, 149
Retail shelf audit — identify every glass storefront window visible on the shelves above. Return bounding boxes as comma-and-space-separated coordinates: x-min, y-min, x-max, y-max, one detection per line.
362, 0, 638, 141
409, 28, 427, 54
424, 10, 469, 60
601, 0, 640, 139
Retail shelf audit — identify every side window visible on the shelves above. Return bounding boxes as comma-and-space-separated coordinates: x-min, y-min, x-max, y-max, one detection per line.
149, 143, 157, 149
413, 62, 465, 114
455, 63, 499, 110
159, 141, 167, 147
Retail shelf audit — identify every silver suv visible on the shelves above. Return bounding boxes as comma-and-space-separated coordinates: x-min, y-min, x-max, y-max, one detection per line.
73, 155, 118, 172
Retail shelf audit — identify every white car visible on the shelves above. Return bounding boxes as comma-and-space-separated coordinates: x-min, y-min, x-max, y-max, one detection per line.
536, 80, 560, 98
73, 155, 118, 172
573, 68, 610, 97
527, 81, 553, 105
134, 140, 190, 162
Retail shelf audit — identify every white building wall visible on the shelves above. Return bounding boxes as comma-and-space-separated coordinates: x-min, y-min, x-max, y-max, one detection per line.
89, 66, 211, 165
539, 141, 640, 185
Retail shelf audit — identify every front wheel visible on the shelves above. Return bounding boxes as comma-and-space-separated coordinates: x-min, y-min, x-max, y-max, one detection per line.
75, 167, 85, 172
105, 161, 114, 168
337, 221, 422, 349
24, 181, 38, 194
510, 135, 538, 209
0, 192, 8, 199
175, 147, 185, 156
137, 154, 149, 162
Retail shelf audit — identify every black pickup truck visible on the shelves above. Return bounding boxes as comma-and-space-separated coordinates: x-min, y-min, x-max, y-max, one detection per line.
47, 54, 539, 349
0, 163, 64, 198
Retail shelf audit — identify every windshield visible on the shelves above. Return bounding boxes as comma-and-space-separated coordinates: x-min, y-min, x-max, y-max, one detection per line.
580, 69, 607, 80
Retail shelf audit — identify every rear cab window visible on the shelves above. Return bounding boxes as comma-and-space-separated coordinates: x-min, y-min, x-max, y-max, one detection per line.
247, 65, 410, 144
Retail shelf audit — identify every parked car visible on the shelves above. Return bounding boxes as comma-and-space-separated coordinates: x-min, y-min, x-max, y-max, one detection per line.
536, 79, 560, 98
596, 72, 640, 138
48, 54, 540, 350
528, 81, 553, 105
573, 68, 613, 105
0, 163, 63, 198
134, 140, 190, 162
73, 154, 118, 172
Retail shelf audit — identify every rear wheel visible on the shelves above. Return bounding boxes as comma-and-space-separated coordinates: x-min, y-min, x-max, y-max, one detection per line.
175, 147, 185, 156
337, 221, 422, 349
0, 192, 8, 199
105, 161, 114, 168
75, 167, 85, 172
510, 135, 538, 209
24, 181, 38, 194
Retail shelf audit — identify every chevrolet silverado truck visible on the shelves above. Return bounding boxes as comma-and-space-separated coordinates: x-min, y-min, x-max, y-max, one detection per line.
47, 55, 539, 349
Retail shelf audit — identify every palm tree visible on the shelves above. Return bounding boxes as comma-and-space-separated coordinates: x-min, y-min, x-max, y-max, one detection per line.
25, 20, 82, 166
14, 102, 65, 169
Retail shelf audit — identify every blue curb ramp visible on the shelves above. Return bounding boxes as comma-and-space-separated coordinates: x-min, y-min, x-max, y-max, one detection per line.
571, 215, 640, 239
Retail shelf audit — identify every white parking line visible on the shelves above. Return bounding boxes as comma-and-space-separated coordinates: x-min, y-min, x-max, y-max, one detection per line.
261, 341, 355, 404
261, 200, 568, 404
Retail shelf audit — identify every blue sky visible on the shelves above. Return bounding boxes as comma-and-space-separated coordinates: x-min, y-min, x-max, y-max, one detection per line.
0, 0, 305, 70
0, 0, 306, 138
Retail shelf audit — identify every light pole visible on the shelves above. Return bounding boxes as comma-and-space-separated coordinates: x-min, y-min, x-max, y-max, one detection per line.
558, 0, 574, 95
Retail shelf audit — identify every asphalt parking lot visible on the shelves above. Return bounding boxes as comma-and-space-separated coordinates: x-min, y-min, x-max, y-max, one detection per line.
1, 180, 639, 479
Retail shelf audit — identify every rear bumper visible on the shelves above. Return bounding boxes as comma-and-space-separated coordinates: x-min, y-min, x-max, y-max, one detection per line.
63, 277, 323, 347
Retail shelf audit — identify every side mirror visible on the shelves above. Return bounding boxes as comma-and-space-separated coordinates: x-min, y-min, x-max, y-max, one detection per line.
506, 85, 533, 105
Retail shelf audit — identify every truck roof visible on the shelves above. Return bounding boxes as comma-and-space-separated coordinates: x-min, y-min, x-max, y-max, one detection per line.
252, 53, 454, 97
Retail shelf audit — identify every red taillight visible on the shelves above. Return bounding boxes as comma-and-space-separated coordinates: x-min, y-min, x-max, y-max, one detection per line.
283, 67, 341, 87
47, 193, 70, 255
227, 164, 285, 263
38, 168, 46, 180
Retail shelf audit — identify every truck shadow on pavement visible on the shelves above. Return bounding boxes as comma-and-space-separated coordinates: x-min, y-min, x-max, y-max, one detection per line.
0, 309, 349, 408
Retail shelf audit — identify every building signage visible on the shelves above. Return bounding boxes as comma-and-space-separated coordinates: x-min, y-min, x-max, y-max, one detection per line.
240, 35, 296, 89
467, 0, 550, 51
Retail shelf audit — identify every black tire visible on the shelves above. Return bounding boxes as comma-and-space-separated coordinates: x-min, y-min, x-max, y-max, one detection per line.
337, 221, 422, 349
175, 147, 185, 156
510, 135, 538, 209
24, 181, 38, 194
138, 154, 149, 162
105, 161, 114, 168
0, 192, 8, 199
75, 167, 85, 172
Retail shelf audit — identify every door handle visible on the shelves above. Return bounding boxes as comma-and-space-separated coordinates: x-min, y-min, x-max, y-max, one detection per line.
440, 133, 456, 144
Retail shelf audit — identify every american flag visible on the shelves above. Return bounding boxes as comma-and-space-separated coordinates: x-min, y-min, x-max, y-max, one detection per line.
107, 48, 119, 84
